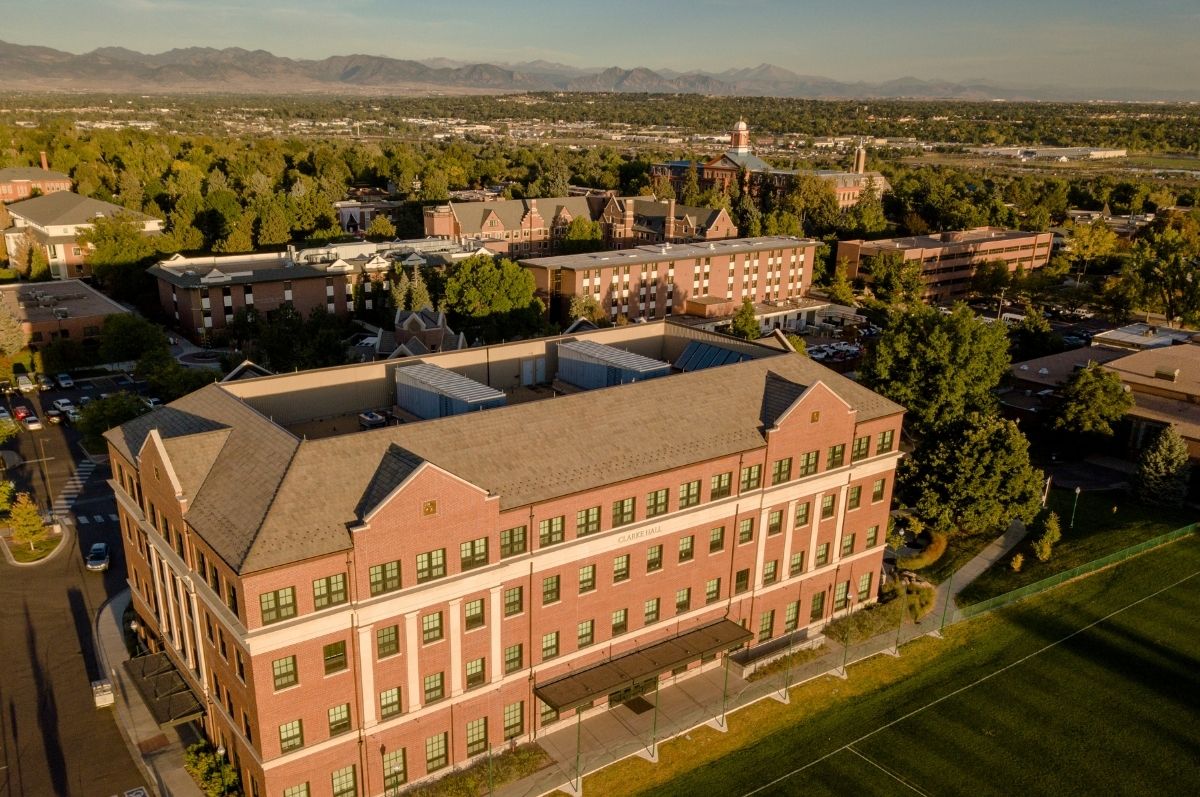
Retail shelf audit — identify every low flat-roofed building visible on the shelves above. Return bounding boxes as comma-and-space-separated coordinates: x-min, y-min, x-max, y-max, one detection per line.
1104, 342, 1200, 459
105, 320, 904, 794
838, 227, 1054, 303
0, 278, 129, 348
1091, 323, 1196, 351
522, 235, 818, 325
2, 191, 162, 280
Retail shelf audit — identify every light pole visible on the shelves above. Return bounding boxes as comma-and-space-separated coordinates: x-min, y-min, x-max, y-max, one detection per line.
1070, 485, 1082, 530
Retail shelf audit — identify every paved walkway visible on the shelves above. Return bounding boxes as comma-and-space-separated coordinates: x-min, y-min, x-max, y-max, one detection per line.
94, 589, 206, 797
497, 519, 1031, 797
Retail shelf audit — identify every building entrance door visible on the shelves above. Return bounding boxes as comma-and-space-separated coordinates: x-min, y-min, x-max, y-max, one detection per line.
607, 676, 658, 707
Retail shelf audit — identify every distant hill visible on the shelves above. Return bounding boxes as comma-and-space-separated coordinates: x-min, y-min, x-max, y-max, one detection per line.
0, 40, 1194, 101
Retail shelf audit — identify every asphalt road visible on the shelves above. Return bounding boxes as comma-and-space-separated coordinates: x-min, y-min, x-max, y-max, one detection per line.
1, 386, 147, 797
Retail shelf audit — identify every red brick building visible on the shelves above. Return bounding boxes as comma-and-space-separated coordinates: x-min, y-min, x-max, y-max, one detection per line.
651, 122, 891, 210
149, 244, 393, 342
424, 195, 736, 257
0, 153, 71, 203
0, 278, 128, 347
521, 235, 819, 325
837, 227, 1055, 303
105, 322, 903, 796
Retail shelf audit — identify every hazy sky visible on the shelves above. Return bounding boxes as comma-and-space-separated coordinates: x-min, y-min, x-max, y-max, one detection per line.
2, 0, 1197, 91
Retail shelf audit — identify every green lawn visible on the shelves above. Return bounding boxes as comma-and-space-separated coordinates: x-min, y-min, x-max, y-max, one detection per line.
956, 488, 1195, 605
5, 533, 62, 563
575, 535, 1200, 797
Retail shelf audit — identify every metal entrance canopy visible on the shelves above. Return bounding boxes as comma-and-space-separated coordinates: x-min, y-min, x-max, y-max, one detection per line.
123, 651, 205, 727
534, 618, 751, 712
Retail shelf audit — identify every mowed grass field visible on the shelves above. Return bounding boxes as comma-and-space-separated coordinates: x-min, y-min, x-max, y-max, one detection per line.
596, 536, 1200, 797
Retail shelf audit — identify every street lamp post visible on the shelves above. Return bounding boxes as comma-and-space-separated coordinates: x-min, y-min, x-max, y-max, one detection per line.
1070, 485, 1082, 530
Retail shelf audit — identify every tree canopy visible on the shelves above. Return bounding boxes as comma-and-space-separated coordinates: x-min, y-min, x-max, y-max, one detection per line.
442, 254, 544, 340
1052, 362, 1133, 437
861, 305, 1011, 439
729, 298, 761, 340
903, 412, 1045, 536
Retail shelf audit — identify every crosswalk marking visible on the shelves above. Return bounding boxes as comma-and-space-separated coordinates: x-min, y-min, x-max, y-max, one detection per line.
52, 460, 97, 522
77, 515, 90, 524
93, 514, 105, 523
109, 513, 119, 522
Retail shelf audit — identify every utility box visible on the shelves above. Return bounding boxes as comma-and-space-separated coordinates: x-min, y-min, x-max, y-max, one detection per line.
394, 362, 506, 420
557, 339, 671, 389
92, 679, 114, 708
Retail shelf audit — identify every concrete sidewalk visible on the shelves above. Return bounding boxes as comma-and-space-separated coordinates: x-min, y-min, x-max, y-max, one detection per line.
94, 589, 205, 797
496, 520, 1030, 797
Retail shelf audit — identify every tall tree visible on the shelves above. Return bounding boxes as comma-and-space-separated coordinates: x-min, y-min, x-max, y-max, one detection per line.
0, 306, 26, 356
1067, 220, 1117, 279
826, 260, 856, 306
729, 298, 761, 340
98, 314, 168, 364
407, 265, 432, 311
9, 492, 47, 552
560, 217, 605, 254
862, 305, 1010, 439
1009, 305, 1061, 361
442, 254, 543, 340
681, 161, 701, 207
1133, 426, 1192, 507
365, 215, 396, 242
904, 413, 1045, 536
1130, 211, 1200, 324
1052, 362, 1133, 437
77, 213, 160, 299
568, 295, 607, 325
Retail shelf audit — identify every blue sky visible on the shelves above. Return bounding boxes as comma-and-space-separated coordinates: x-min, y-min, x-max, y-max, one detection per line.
2, 0, 1196, 91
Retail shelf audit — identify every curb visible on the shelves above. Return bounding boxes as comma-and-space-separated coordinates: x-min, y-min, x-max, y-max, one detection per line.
0, 522, 71, 567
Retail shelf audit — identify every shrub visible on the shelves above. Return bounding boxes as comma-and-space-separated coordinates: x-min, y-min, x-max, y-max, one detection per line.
1011, 553, 1024, 572
1031, 536, 1053, 562
823, 582, 936, 644
896, 531, 948, 570
1041, 511, 1062, 546
403, 743, 550, 797
183, 742, 241, 797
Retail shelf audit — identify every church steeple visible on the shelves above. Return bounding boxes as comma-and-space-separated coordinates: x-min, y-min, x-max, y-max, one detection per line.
730, 119, 751, 155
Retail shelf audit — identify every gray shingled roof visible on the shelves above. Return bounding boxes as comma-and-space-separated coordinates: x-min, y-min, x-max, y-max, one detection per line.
0, 167, 70, 181
7, 191, 151, 227
113, 352, 903, 575
450, 196, 602, 234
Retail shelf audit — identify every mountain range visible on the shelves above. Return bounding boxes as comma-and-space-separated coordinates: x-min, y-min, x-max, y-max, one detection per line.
0, 40, 1192, 102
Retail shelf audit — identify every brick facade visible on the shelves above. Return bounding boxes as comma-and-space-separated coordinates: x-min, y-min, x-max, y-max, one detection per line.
107, 326, 903, 796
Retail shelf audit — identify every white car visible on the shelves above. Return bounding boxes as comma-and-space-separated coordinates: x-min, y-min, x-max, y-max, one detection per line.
56, 373, 75, 389
52, 398, 75, 412
0, 407, 10, 422
16, 375, 34, 393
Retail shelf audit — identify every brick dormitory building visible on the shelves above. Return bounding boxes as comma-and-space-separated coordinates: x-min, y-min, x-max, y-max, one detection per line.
105, 321, 903, 796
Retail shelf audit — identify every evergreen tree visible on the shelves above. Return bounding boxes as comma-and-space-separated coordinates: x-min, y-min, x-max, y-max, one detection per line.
391, 268, 411, 312
0, 306, 26, 357
681, 161, 701, 207
827, 260, 856, 306
729, 298, 761, 340
1133, 426, 1192, 506
9, 492, 46, 552
407, 265, 432, 311
255, 198, 292, 247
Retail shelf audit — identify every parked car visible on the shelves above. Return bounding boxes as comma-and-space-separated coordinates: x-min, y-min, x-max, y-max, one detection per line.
0, 407, 10, 423
52, 398, 74, 412
56, 373, 75, 389
36, 374, 52, 391
142, 397, 163, 409
65, 407, 82, 424
45, 409, 63, 425
85, 542, 110, 572
16, 375, 35, 393
79, 395, 93, 406
22, 415, 42, 431
12, 405, 31, 421
0, 379, 13, 395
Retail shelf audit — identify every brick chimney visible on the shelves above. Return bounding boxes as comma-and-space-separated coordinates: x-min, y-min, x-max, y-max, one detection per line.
664, 198, 676, 241
40, 151, 49, 171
